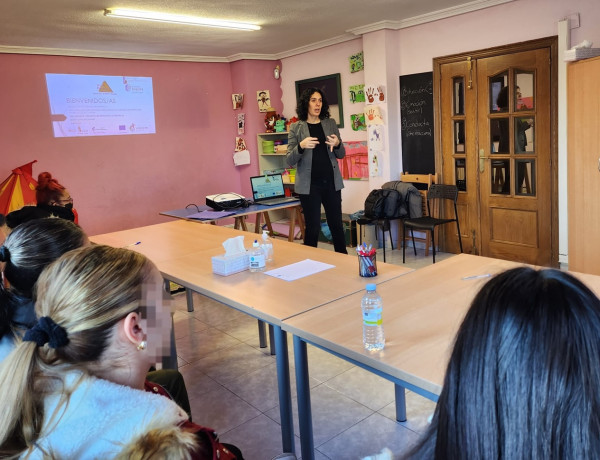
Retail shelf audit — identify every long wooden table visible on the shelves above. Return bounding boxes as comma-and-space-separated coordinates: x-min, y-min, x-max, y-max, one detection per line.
282, 254, 600, 458
90, 220, 412, 454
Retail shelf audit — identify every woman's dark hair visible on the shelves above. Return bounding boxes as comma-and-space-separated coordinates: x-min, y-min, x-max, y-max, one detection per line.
296, 87, 330, 121
0, 218, 86, 338
36, 172, 66, 205
407, 267, 600, 459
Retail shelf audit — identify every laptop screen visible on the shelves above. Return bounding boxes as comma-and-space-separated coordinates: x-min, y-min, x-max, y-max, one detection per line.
250, 174, 285, 201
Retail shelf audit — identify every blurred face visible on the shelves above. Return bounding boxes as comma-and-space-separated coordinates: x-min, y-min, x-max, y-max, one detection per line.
308, 92, 322, 120
139, 267, 172, 361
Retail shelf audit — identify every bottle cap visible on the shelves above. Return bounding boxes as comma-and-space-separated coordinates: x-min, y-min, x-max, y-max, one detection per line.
253, 240, 259, 247
366, 283, 376, 291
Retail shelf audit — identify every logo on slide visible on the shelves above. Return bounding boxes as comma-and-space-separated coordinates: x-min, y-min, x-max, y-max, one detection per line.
98, 81, 114, 93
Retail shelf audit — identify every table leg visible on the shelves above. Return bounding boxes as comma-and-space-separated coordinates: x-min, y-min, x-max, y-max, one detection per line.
258, 320, 267, 348
263, 211, 274, 236
296, 206, 305, 241
294, 335, 314, 460
162, 315, 178, 369
268, 324, 276, 355
273, 326, 295, 454
255, 213, 262, 234
395, 384, 407, 422
185, 288, 194, 312
288, 208, 297, 242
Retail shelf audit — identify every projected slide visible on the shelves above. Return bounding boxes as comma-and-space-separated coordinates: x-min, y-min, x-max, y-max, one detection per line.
45, 74, 156, 138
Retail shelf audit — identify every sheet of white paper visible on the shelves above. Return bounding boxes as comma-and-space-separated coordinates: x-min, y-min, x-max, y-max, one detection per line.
233, 149, 251, 166
264, 259, 335, 281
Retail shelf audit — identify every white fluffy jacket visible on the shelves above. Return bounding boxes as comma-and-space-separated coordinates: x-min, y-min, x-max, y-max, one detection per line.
21, 371, 197, 459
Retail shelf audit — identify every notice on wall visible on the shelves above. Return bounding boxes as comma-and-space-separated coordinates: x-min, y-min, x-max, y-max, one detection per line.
399, 72, 435, 174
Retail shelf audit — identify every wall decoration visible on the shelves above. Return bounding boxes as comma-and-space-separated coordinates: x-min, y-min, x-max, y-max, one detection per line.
295, 73, 344, 128
237, 113, 245, 134
350, 113, 366, 131
337, 141, 368, 179
368, 125, 383, 176
349, 52, 364, 73
365, 106, 384, 125
349, 84, 365, 103
257, 90, 271, 112
369, 150, 382, 176
233, 149, 250, 166
235, 137, 247, 151
232, 93, 244, 109
368, 125, 384, 150
365, 86, 386, 104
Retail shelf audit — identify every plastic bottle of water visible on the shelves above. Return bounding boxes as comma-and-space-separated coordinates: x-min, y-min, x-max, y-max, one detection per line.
261, 230, 274, 263
362, 283, 385, 351
249, 240, 266, 272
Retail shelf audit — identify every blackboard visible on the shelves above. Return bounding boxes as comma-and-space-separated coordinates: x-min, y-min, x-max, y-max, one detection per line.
399, 72, 435, 174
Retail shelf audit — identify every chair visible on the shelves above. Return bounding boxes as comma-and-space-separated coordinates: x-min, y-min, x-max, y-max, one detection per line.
400, 172, 438, 256
402, 184, 463, 263
357, 215, 394, 262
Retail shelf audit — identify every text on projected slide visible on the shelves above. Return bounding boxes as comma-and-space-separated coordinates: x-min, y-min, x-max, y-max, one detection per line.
45, 74, 156, 138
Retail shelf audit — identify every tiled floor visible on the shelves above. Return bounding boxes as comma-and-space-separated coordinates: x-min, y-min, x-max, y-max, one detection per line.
172, 239, 453, 460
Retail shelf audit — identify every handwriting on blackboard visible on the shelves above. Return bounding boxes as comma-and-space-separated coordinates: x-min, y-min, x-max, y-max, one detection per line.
399, 72, 435, 174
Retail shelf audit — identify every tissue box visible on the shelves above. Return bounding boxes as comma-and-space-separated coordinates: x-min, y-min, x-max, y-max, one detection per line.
211, 253, 249, 276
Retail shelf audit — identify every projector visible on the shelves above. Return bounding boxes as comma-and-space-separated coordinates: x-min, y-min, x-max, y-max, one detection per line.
206, 192, 246, 210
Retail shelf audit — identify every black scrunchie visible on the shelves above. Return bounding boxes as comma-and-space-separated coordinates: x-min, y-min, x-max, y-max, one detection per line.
23, 316, 69, 349
0, 245, 9, 262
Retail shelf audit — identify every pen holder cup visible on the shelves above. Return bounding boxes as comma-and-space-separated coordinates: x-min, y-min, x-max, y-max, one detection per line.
358, 254, 377, 277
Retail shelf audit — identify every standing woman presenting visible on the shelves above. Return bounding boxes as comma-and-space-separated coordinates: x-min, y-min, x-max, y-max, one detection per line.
287, 88, 348, 254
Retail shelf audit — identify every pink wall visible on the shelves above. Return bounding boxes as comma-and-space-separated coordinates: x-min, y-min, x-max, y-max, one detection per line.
230, 59, 282, 199
0, 54, 281, 235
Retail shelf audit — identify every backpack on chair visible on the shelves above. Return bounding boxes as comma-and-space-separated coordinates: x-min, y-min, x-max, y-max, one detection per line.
364, 189, 402, 219
364, 189, 387, 219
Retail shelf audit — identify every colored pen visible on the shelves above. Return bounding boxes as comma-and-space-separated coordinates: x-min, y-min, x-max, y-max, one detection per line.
461, 273, 491, 280
124, 241, 141, 247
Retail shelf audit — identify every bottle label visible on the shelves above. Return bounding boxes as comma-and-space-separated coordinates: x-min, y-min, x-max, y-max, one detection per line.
363, 308, 382, 326
250, 254, 265, 268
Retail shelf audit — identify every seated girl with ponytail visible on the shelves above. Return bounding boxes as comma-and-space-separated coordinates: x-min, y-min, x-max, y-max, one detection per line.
0, 245, 242, 459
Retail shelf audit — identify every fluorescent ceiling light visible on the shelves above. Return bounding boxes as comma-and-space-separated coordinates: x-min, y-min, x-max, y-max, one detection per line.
104, 8, 261, 31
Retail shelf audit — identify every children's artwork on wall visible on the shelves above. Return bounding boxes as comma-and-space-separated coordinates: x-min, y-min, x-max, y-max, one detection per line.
257, 90, 271, 112
235, 137, 247, 152
350, 113, 366, 131
232, 93, 244, 109
237, 113, 245, 134
349, 84, 365, 103
365, 106, 384, 125
349, 52, 364, 73
368, 150, 382, 176
365, 86, 386, 104
337, 141, 368, 180
368, 125, 384, 150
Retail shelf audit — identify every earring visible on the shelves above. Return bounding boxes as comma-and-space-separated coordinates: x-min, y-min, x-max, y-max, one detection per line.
137, 340, 147, 351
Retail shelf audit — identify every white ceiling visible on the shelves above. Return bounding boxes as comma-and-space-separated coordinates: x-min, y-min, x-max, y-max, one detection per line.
0, 0, 512, 62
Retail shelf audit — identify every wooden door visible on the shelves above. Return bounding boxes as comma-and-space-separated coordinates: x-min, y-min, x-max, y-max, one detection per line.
568, 56, 600, 274
477, 48, 552, 265
439, 59, 478, 255
434, 38, 557, 266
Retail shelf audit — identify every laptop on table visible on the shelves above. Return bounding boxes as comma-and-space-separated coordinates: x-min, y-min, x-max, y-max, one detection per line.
250, 173, 299, 206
